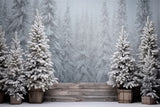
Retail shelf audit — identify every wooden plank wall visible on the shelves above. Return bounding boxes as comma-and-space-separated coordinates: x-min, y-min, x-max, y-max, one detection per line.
44, 83, 117, 102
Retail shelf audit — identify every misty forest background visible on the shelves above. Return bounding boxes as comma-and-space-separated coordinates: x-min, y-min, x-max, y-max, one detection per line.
0, 0, 160, 82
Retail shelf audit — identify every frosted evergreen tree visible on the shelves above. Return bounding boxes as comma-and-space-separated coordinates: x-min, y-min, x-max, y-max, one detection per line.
61, 4, 75, 82
26, 10, 57, 91
96, 1, 110, 82
4, 32, 26, 100
7, 0, 28, 45
0, 26, 8, 90
41, 0, 62, 81
107, 26, 138, 89
138, 16, 160, 80
136, 0, 151, 35
141, 50, 159, 99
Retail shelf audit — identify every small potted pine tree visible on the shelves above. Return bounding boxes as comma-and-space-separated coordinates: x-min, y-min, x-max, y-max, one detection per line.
138, 16, 160, 105
3, 32, 27, 104
107, 26, 138, 103
25, 10, 57, 103
141, 51, 159, 104
0, 26, 8, 103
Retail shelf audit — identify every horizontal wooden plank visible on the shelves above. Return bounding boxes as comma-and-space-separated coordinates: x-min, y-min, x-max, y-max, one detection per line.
50, 83, 114, 89
45, 83, 117, 102
44, 96, 117, 102
45, 89, 117, 96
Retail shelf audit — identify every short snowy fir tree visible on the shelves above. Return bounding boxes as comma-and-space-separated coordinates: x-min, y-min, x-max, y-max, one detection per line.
3, 32, 26, 100
107, 26, 138, 89
138, 16, 160, 81
26, 10, 57, 92
141, 50, 159, 99
0, 25, 8, 90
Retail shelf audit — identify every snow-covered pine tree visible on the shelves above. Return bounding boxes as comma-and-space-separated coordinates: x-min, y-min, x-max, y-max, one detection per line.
41, 0, 62, 82
136, 0, 151, 35
26, 10, 57, 91
0, 26, 8, 90
7, 0, 28, 46
111, 0, 127, 56
141, 50, 159, 99
107, 26, 138, 89
4, 32, 26, 100
138, 16, 159, 79
61, 4, 75, 82
96, 1, 110, 82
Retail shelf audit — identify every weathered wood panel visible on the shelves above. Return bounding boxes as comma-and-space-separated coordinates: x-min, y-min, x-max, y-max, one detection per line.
44, 83, 117, 102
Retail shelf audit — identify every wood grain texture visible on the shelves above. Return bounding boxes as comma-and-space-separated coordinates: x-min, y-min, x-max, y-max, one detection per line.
44, 83, 117, 102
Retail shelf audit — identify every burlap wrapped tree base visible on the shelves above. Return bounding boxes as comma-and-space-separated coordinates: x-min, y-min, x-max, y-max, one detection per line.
117, 89, 132, 103
141, 96, 156, 105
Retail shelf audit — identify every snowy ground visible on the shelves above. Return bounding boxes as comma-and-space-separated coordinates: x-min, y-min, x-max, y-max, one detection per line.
1, 102, 160, 107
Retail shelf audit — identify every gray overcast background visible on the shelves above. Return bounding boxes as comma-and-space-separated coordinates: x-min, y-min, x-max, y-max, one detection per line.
0, 0, 160, 82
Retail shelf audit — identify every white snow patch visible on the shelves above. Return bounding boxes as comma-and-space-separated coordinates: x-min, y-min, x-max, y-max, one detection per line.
1, 102, 160, 107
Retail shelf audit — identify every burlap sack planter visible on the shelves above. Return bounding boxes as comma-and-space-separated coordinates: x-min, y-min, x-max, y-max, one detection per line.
117, 89, 132, 103
141, 96, 156, 105
10, 96, 22, 104
0, 90, 4, 103
29, 89, 44, 103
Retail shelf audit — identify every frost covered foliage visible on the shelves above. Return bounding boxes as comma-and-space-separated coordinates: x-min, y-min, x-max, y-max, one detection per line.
26, 10, 57, 92
107, 26, 138, 89
138, 17, 159, 98
138, 17, 159, 79
141, 51, 159, 99
0, 26, 8, 90
4, 32, 26, 100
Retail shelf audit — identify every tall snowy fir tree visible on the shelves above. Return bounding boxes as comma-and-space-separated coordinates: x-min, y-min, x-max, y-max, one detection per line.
3, 32, 26, 100
138, 17, 160, 80
61, 4, 75, 82
133, 0, 151, 56
108, 26, 138, 89
26, 10, 57, 91
7, 0, 28, 47
141, 50, 159, 99
0, 26, 8, 90
96, 1, 110, 82
41, 0, 62, 82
